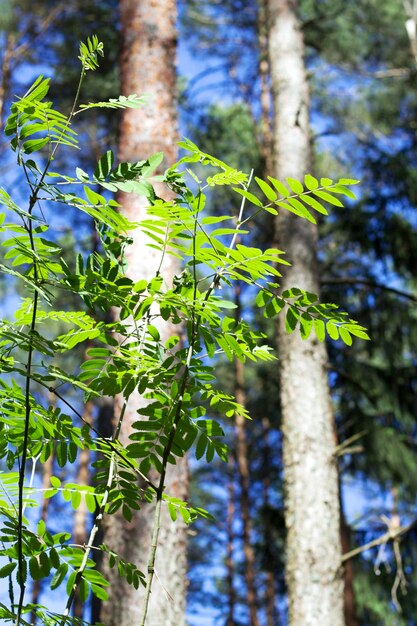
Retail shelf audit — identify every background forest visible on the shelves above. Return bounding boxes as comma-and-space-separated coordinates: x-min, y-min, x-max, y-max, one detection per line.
0, 1, 416, 626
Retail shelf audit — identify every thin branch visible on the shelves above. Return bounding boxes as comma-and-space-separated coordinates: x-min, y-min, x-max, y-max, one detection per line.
341, 519, 417, 563
59, 404, 127, 625
321, 277, 417, 302
140, 174, 253, 626
335, 430, 367, 456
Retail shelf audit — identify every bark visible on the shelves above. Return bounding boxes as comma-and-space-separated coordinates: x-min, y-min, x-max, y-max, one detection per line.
340, 505, 359, 626
225, 456, 236, 626
234, 366, 261, 626
266, 1, 344, 625
0, 32, 14, 128
261, 417, 276, 626
99, 2, 188, 625
234, 283, 261, 626
72, 401, 93, 620
257, 0, 273, 177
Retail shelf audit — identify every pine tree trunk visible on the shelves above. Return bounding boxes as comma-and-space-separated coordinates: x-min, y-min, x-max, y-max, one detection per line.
225, 455, 236, 626
99, 2, 188, 625
234, 369, 261, 626
257, 0, 273, 177
73, 401, 93, 620
0, 32, 14, 128
266, 1, 344, 625
233, 283, 260, 626
340, 507, 359, 626
261, 417, 276, 626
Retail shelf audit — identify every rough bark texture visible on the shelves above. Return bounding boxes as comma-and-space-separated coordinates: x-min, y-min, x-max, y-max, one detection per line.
234, 286, 261, 626
99, 2, 188, 625
267, 1, 344, 625
340, 506, 359, 626
0, 32, 14, 128
225, 456, 236, 626
257, 0, 273, 177
73, 402, 93, 620
234, 364, 261, 626
261, 417, 276, 626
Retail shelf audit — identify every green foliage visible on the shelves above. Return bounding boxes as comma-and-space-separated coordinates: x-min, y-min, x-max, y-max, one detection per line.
0, 40, 365, 624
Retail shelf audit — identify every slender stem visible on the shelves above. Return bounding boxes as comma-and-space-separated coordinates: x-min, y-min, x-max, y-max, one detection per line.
14, 63, 88, 625
59, 404, 127, 626
15, 229, 39, 626
139, 193, 201, 626
139, 499, 163, 626
139, 178, 253, 625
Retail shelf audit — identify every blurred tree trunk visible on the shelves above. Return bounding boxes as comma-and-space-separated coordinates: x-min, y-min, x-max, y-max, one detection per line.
266, 1, 344, 625
73, 402, 93, 620
257, 0, 273, 177
340, 506, 359, 626
225, 455, 236, 626
0, 32, 14, 128
234, 282, 261, 626
261, 416, 276, 626
99, 2, 188, 625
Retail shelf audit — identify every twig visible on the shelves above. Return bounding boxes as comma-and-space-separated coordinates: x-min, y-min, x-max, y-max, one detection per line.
321, 277, 417, 302
139, 173, 253, 626
59, 403, 127, 625
341, 520, 416, 563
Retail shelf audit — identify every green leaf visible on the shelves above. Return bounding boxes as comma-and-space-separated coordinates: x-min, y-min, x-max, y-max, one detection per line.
339, 326, 353, 346
267, 176, 289, 197
338, 178, 360, 185
232, 188, 263, 207
285, 307, 299, 333
326, 321, 339, 340
91, 583, 109, 601
22, 138, 49, 154
286, 178, 304, 194
0, 562, 16, 578
147, 324, 160, 341
78, 94, 149, 112
168, 503, 177, 521
300, 314, 313, 339
215, 299, 237, 309
329, 184, 356, 199
71, 490, 82, 509
255, 177, 277, 201
312, 190, 344, 207
300, 194, 328, 215
304, 174, 318, 190
264, 297, 285, 318
51, 562, 68, 590
94, 150, 114, 180
79, 577, 89, 602
313, 318, 325, 342
195, 434, 207, 460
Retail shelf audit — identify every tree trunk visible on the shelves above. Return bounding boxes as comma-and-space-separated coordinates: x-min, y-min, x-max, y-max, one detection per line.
225, 455, 236, 626
99, 2, 188, 625
234, 283, 261, 626
266, 2, 344, 625
340, 506, 359, 626
73, 401, 93, 620
261, 417, 276, 626
257, 0, 273, 177
234, 369, 261, 626
0, 32, 14, 128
